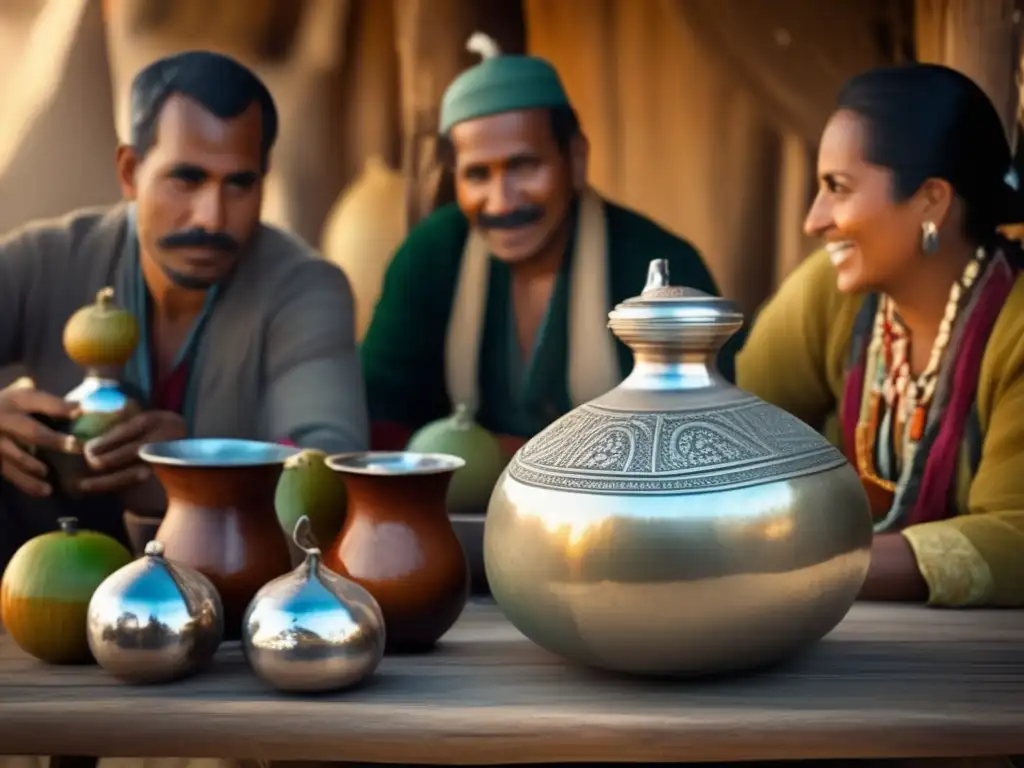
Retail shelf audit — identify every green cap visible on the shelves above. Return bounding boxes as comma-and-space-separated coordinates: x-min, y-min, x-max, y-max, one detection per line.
439, 33, 571, 135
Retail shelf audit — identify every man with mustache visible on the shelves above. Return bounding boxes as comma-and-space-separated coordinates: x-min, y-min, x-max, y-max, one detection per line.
0, 50, 367, 566
361, 35, 740, 455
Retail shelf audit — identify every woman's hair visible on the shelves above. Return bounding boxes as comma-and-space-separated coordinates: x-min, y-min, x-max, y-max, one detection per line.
836, 63, 1024, 243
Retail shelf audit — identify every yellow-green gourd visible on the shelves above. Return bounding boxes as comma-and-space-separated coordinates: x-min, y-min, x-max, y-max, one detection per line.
406, 404, 508, 515
274, 448, 348, 549
1, 517, 133, 664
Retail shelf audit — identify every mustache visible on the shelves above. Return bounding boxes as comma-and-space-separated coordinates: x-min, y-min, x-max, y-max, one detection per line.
477, 206, 544, 230
158, 228, 239, 252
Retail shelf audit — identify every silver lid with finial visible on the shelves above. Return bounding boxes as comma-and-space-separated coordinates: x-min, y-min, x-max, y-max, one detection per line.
607, 259, 744, 353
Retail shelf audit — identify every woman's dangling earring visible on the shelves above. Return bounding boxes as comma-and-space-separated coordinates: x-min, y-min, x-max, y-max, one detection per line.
921, 221, 939, 255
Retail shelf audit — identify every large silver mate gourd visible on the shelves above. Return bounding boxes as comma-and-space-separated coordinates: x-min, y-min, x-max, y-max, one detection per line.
483, 259, 873, 677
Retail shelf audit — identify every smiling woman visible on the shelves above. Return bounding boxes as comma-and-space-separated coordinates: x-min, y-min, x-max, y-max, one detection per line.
737, 63, 1024, 609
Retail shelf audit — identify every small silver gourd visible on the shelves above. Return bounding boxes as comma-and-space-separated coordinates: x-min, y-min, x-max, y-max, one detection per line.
86, 539, 224, 684
242, 515, 386, 692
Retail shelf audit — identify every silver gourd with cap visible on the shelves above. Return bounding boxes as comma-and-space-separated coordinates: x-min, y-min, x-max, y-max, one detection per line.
86, 539, 224, 684
242, 515, 386, 693
483, 259, 873, 677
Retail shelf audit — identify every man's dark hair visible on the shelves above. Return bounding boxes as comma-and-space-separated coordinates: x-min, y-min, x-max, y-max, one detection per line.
437, 106, 582, 167
128, 50, 279, 172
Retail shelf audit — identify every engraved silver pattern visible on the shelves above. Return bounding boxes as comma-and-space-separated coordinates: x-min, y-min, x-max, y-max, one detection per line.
486, 258, 872, 678
509, 395, 846, 495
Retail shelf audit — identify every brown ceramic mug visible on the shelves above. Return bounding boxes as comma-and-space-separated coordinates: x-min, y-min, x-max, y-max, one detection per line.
322, 451, 470, 653
138, 438, 298, 641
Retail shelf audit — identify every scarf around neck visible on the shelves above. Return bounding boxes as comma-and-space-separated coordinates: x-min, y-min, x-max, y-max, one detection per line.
114, 205, 221, 430
841, 243, 1020, 530
444, 187, 621, 418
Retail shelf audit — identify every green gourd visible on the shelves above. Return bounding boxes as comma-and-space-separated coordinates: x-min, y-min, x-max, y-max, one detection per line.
1, 517, 133, 664
406, 404, 508, 515
274, 448, 347, 550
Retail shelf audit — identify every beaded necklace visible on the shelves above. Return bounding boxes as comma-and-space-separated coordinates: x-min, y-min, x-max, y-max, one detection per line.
854, 247, 986, 494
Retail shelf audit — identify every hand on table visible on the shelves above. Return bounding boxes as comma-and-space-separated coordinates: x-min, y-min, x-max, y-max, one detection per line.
0, 385, 80, 497
857, 532, 929, 602
80, 410, 186, 496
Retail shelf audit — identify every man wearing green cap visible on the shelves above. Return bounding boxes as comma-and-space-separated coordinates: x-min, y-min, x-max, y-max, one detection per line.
361, 34, 742, 454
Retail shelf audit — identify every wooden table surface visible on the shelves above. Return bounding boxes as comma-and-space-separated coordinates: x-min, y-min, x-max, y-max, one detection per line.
1, 600, 1022, 764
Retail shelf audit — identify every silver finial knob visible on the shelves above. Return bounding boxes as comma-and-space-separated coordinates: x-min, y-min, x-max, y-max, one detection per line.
643, 259, 670, 293
144, 540, 165, 557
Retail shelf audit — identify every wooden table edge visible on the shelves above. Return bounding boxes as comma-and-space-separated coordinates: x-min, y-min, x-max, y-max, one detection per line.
1, 703, 1021, 763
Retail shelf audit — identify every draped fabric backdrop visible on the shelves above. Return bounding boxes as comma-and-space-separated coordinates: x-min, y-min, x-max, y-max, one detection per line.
524, 0, 899, 311
914, 0, 1023, 142
1, 1, 1018, 317
0, 0, 120, 236
0, 0, 907, 322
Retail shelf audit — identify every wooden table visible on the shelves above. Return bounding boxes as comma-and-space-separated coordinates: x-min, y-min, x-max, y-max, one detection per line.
1, 601, 1022, 764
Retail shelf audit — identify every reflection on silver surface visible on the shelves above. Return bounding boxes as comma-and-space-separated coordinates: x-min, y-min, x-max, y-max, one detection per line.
138, 438, 299, 467
66, 375, 133, 414
42, 376, 138, 498
242, 516, 385, 692
484, 259, 873, 677
485, 466, 871, 676
86, 540, 224, 684
325, 451, 466, 476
